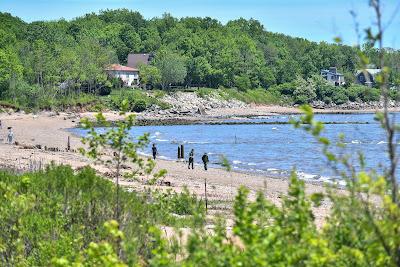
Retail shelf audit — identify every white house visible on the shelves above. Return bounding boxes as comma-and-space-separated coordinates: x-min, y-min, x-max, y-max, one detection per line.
320, 67, 345, 86
105, 64, 139, 87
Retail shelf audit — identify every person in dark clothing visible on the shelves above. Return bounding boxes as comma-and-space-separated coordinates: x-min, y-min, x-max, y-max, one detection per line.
188, 149, 194, 169
202, 153, 209, 170
152, 144, 158, 160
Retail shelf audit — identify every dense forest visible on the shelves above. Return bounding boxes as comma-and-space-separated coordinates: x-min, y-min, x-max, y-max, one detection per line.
1, 9, 400, 110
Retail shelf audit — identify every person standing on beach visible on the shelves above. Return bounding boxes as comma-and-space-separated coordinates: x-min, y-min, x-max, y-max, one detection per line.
152, 143, 158, 160
202, 153, 209, 170
188, 149, 194, 169
7, 127, 14, 144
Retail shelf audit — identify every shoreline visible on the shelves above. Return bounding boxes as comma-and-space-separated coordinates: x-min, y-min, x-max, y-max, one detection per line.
0, 105, 383, 224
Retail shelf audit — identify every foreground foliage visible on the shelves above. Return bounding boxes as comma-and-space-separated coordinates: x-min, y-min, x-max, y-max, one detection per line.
0, 165, 204, 266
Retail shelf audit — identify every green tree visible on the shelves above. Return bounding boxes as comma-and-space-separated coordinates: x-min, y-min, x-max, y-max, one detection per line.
293, 76, 316, 104
154, 51, 187, 90
138, 63, 161, 88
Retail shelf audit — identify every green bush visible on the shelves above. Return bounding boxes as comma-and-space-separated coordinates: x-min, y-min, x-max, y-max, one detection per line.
0, 165, 204, 266
108, 89, 170, 111
389, 89, 400, 101
133, 99, 147, 112
234, 75, 251, 92
359, 87, 381, 102
332, 88, 349, 105
97, 82, 112, 96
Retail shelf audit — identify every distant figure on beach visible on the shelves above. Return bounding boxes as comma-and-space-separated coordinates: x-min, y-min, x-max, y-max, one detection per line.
188, 149, 194, 169
152, 143, 158, 160
7, 127, 14, 144
202, 153, 209, 170
0, 119, 2, 129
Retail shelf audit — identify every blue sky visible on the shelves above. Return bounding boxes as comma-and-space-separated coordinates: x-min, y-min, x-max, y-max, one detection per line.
1, 0, 399, 48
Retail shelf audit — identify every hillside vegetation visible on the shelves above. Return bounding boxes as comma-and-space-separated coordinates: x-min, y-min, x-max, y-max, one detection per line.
1, 10, 400, 111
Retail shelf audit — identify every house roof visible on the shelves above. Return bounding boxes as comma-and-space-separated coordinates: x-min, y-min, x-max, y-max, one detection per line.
356, 69, 382, 76
321, 69, 344, 76
127, 53, 152, 69
105, 64, 138, 72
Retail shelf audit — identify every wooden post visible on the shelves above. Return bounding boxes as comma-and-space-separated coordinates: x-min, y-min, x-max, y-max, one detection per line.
204, 177, 208, 213
178, 146, 181, 159
180, 145, 184, 159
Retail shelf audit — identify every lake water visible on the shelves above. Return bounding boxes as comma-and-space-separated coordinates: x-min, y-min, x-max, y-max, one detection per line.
70, 113, 400, 184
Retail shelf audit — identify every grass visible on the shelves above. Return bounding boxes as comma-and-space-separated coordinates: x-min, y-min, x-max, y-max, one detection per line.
196, 87, 285, 105
104, 88, 171, 111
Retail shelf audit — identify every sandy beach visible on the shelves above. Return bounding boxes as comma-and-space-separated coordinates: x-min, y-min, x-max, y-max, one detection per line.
0, 105, 375, 224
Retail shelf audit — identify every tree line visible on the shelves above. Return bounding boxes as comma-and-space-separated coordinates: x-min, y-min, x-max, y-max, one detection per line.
1, 9, 400, 108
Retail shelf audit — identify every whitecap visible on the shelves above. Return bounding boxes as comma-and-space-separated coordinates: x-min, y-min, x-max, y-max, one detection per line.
154, 131, 161, 136
232, 160, 242, 164
247, 162, 257, 166
272, 127, 278, 130
296, 171, 318, 180
155, 139, 169, 142
351, 140, 361, 144
377, 141, 387, 144
138, 151, 151, 157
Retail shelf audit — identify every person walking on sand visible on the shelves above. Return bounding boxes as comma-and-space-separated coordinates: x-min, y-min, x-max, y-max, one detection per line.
7, 127, 14, 144
152, 143, 158, 160
202, 153, 209, 170
188, 149, 194, 169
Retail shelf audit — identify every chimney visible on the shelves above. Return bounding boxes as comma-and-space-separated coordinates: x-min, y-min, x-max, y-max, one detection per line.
329, 67, 337, 74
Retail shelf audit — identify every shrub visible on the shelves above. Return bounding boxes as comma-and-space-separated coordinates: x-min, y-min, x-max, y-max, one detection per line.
234, 75, 251, 91
133, 99, 147, 112
346, 85, 363, 101
332, 88, 349, 105
359, 87, 381, 102
98, 82, 112, 96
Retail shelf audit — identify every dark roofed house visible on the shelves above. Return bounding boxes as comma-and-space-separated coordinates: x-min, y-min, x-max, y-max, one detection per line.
127, 53, 154, 69
356, 68, 382, 87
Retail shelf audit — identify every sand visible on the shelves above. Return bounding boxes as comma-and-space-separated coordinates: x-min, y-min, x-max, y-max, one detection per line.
0, 106, 362, 225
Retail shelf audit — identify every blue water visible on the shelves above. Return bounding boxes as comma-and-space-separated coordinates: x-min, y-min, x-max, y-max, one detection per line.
69, 113, 400, 184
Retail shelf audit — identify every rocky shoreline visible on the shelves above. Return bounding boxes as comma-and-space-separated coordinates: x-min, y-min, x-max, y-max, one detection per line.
137, 92, 400, 123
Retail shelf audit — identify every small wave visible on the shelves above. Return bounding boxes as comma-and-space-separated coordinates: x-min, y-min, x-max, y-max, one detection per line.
267, 168, 279, 172
187, 141, 211, 144
232, 160, 242, 164
154, 131, 161, 136
155, 139, 169, 142
351, 140, 361, 144
138, 151, 151, 157
377, 141, 387, 144
247, 162, 257, 166
272, 127, 278, 130
296, 171, 319, 180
